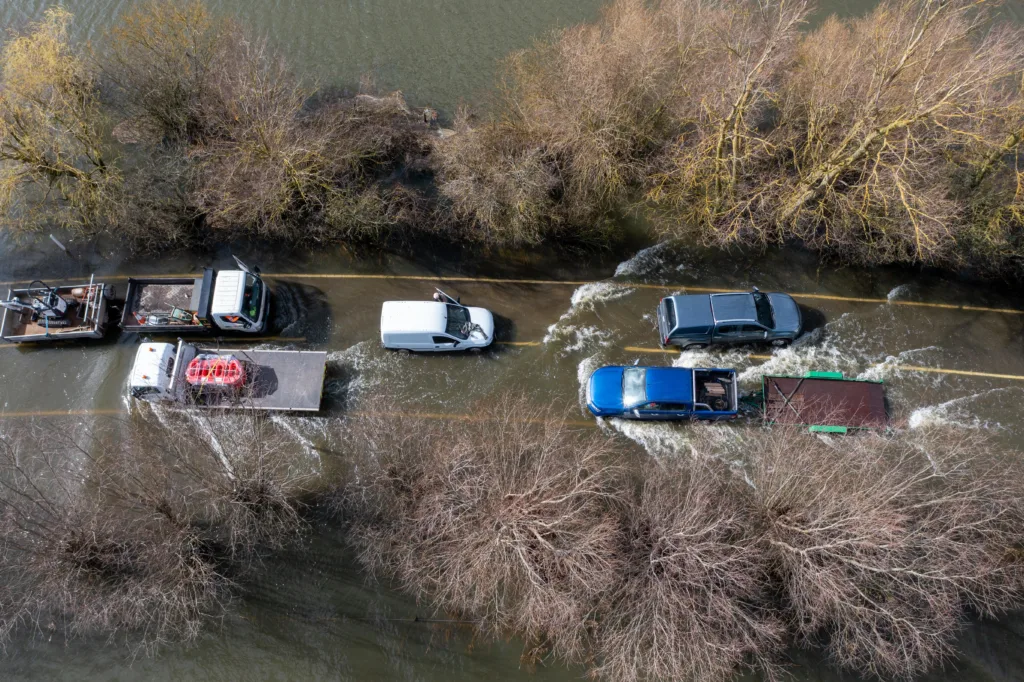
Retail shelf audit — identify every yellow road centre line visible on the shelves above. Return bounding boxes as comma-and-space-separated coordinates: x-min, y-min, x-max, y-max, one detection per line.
622, 347, 1024, 381
0, 272, 1019, 315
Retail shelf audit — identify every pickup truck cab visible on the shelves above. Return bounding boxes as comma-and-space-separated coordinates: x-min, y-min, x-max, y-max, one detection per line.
586, 365, 738, 420
380, 289, 494, 352
658, 288, 801, 350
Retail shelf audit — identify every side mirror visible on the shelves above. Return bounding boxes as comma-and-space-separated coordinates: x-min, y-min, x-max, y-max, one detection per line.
751, 286, 760, 293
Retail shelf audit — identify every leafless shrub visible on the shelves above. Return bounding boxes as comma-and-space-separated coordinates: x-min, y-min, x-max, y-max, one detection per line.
433, 0, 682, 245
102, 0, 235, 143
746, 425, 1024, 680
100, 0, 431, 243
594, 456, 784, 682
0, 8, 125, 235
337, 397, 625, 663
0, 411, 313, 654
431, 110, 560, 245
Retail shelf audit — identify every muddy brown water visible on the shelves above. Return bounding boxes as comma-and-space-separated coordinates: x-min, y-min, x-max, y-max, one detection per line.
2, 0, 1024, 680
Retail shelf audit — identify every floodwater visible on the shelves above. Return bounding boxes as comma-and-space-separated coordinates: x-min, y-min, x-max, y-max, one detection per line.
1, 1, 1024, 681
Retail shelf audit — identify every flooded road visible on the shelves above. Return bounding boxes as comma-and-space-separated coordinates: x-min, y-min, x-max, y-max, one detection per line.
0, 241, 1023, 681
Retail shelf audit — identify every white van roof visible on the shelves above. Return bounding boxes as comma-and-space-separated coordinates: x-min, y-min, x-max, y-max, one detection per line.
381, 301, 447, 334
211, 270, 245, 316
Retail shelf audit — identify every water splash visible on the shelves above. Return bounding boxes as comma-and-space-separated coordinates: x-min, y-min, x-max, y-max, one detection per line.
908, 388, 1018, 431
887, 284, 913, 302
614, 242, 674, 279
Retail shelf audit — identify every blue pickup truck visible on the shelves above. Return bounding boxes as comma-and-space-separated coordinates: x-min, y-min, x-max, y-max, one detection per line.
586, 365, 738, 420
657, 288, 802, 350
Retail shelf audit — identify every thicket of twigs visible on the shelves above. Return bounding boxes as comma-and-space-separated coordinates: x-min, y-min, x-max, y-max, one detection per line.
436, 0, 1024, 274
336, 402, 1024, 682
2, 0, 1023, 274
0, 412, 311, 654
1, 394, 1022, 680
0, 3, 430, 248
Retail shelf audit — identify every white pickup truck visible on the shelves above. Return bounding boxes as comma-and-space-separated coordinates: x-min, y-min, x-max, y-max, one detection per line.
120, 257, 269, 335
380, 289, 494, 352
129, 340, 328, 412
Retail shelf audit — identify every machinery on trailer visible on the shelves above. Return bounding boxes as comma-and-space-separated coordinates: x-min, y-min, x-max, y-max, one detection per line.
129, 340, 328, 412
760, 371, 888, 433
0, 276, 111, 343
120, 257, 268, 334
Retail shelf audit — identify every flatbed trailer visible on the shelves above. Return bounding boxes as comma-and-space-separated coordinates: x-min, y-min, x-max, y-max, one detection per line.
131, 340, 328, 412
1, 277, 111, 343
762, 371, 888, 432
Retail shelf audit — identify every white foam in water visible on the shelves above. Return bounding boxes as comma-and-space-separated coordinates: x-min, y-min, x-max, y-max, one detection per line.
577, 354, 603, 410
614, 242, 673, 278
604, 418, 696, 459
543, 281, 633, 350
908, 389, 1013, 431
857, 346, 941, 382
887, 284, 913, 302
569, 281, 634, 310
269, 413, 324, 468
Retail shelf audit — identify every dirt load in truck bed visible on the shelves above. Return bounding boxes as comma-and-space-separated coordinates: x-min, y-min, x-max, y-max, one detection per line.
133, 283, 195, 314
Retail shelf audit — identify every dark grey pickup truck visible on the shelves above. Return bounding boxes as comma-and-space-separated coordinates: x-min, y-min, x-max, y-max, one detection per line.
657, 289, 802, 350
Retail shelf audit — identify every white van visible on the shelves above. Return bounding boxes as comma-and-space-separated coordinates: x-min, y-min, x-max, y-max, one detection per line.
380, 290, 494, 352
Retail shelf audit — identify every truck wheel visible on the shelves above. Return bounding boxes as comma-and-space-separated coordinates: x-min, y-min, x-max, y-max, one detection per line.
469, 347, 482, 354
683, 343, 707, 351
770, 339, 791, 347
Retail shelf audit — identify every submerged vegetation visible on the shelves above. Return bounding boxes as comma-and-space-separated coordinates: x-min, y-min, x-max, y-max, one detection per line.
335, 405, 1024, 682
0, 413, 311, 654
1, 399, 1023, 680
1, 0, 1024, 276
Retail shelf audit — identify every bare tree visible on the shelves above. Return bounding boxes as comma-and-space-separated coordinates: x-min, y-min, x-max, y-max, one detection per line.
649, 0, 811, 236
746, 425, 1024, 680
433, 0, 683, 245
0, 411, 313, 654
774, 0, 1024, 263
0, 8, 124, 233
594, 456, 784, 682
338, 397, 625, 664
